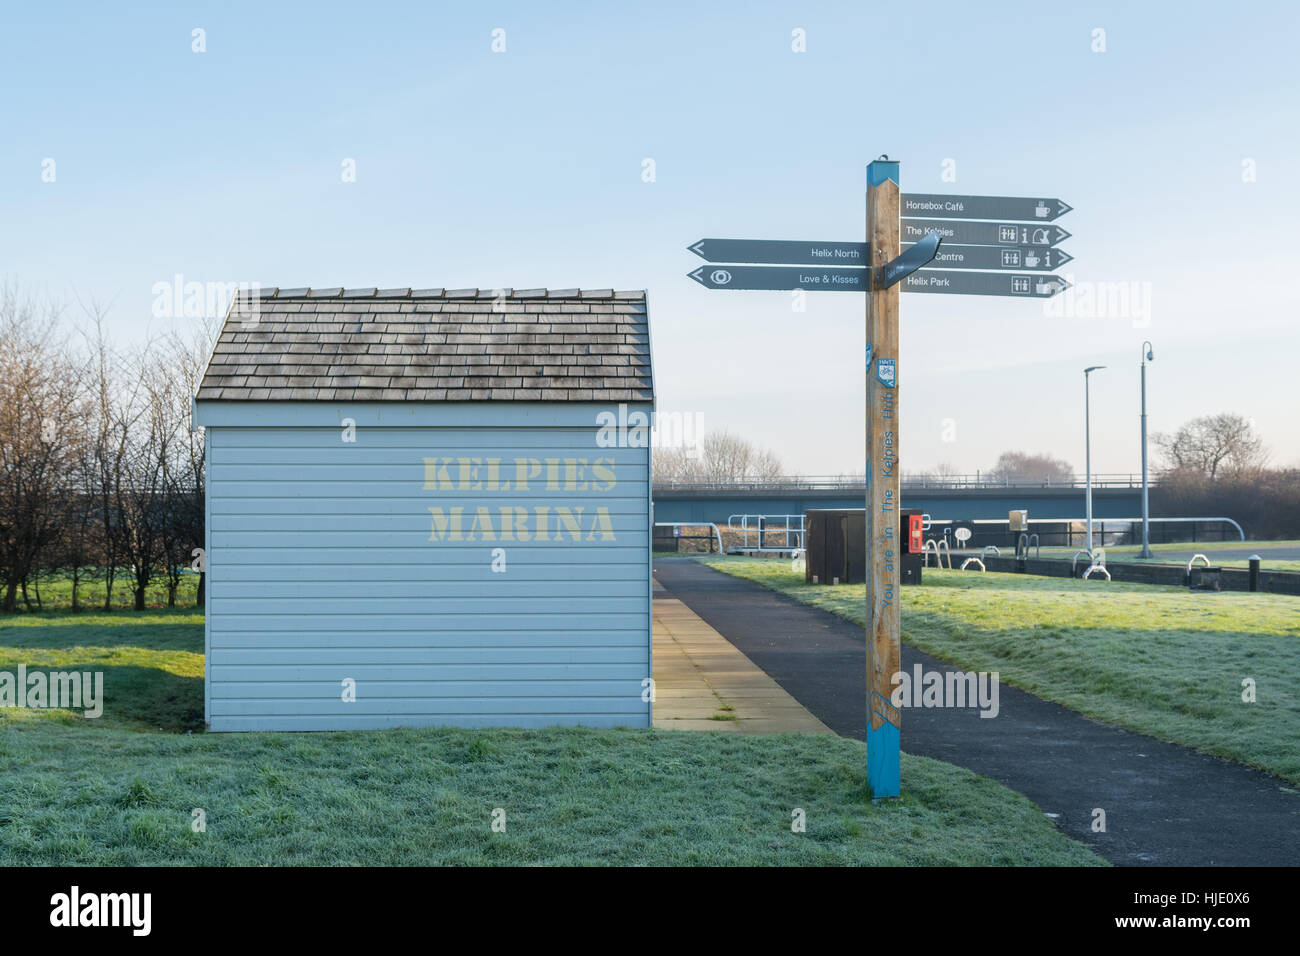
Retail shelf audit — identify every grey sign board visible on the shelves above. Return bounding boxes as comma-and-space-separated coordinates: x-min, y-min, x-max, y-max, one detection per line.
902, 194, 1073, 222
901, 219, 1071, 247
688, 238, 868, 266
688, 264, 867, 292
902, 270, 1071, 298
914, 243, 1073, 272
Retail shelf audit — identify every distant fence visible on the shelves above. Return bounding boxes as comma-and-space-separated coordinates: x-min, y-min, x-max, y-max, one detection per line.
924, 516, 1244, 551
654, 473, 1157, 492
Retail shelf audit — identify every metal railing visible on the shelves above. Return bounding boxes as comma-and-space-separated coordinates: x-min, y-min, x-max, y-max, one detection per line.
726, 514, 806, 552
655, 473, 1159, 492
923, 516, 1244, 550
653, 522, 724, 554
922, 538, 952, 570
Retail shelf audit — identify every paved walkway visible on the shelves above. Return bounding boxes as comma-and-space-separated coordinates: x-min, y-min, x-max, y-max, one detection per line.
653, 558, 1300, 866
651, 587, 831, 735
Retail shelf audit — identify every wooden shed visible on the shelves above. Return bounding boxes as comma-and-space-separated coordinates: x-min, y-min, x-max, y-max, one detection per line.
192, 286, 654, 731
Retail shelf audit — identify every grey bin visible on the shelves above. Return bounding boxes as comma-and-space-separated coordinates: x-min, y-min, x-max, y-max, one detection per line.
1187, 567, 1223, 591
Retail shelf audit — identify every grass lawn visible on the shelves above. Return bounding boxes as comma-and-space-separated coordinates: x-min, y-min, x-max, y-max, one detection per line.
1036, 540, 1300, 572
0, 722, 1102, 866
5, 568, 201, 612
701, 557, 1300, 785
0, 609, 204, 732
0, 605, 1103, 865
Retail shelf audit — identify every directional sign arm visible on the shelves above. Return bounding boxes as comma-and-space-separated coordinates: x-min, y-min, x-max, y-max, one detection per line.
688, 238, 868, 266
902, 194, 1073, 221
909, 242, 1073, 271
902, 270, 1072, 297
688, 264, 868, 291
901, 219, 1071, 247
879, 230, 942, 289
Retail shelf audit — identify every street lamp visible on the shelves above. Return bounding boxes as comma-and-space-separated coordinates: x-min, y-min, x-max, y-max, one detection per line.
1139, 342, 1154, 558
1084, 366, 1106, 554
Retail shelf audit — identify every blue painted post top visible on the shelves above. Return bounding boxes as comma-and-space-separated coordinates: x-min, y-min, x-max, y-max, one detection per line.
867, 158, 900, 187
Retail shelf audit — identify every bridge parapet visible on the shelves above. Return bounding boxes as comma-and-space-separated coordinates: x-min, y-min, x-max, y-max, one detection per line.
654, 473, 1154, 493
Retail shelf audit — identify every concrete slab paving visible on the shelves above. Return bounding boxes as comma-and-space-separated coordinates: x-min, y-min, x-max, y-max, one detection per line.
651, 591, 832, 735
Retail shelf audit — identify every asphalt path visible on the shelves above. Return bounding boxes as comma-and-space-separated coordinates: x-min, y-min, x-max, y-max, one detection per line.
653, 558, 1300, 866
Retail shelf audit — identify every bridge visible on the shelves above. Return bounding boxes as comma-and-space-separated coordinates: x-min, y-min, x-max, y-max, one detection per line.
651, 474, 1148, 525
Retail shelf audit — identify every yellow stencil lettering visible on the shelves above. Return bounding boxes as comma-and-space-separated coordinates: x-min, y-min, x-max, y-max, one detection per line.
428, 506, 464, 541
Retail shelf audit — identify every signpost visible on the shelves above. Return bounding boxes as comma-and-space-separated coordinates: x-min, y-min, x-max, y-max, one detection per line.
689, 238, 867, 266
901, 219, 1071, 246
865, 158, 903, 799
918, 243, 1072, 271
902, 193, 1072, 221
685, 163, 1075, 799
688, 264, 869, 292
880, 230, 942, 288
903, 270, 1070, 297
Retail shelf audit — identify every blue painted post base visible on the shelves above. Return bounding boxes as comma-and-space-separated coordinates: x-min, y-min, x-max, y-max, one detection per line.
867, 719, 901, 799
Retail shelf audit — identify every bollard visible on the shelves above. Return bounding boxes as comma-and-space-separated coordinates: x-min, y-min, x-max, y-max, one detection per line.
1249, 555, 1261, 593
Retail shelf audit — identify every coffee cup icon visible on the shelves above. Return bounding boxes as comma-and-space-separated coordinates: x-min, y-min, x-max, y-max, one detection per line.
1035, 201, 1049, 218
1024, 251, 1041, 268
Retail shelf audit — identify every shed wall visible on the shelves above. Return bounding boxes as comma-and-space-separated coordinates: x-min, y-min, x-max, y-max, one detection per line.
202, 408, 651, 731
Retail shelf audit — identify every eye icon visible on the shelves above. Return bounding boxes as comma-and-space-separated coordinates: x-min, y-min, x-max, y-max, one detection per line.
710, 269, 732, 285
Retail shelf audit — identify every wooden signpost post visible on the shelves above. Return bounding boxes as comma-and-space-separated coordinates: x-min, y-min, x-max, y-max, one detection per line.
864, 157, 903, 798
686, 160, 1073, 798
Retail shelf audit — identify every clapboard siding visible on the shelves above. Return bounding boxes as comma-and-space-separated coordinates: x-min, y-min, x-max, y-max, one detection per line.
213, 630, 644, 647
211, 647, 648, 665
210, 580, 648, 598
200, 409, 652, 731
212, 548, 649, 567
213, 564, 647, 581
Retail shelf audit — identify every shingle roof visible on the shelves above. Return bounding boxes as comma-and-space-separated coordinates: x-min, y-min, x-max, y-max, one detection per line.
195, 287, 653, 403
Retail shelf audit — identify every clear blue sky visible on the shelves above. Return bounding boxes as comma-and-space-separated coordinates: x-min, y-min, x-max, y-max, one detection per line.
4, 0, 1298, 475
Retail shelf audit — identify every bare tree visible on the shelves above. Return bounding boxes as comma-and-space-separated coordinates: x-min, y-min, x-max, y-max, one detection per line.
986, 451, 1074, 485
696, 431, 783, 482
0, 286, 84, 613
651, 430, 783, 483
1155, 413, 1269, 480
909, 461, 961, 485
116, 346, 182, 611
0, 291, 215, 613
651, 445, 690, 482
159, 323, 213, 606
81, 302, 132, 610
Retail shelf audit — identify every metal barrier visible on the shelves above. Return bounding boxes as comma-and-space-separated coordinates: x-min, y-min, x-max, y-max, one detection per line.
1073, 547, 1110, 580
726, 513, 806, 553
923, 538, 952, 570
924, 515, 1245, 549
656, 472, 1158, 491
653, 522, 724, 555
1016, 532, 1040, 558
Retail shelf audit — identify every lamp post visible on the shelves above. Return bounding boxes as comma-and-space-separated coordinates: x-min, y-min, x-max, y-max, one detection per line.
1139, 342, 1154, 558
1084, 366, 1106, 554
